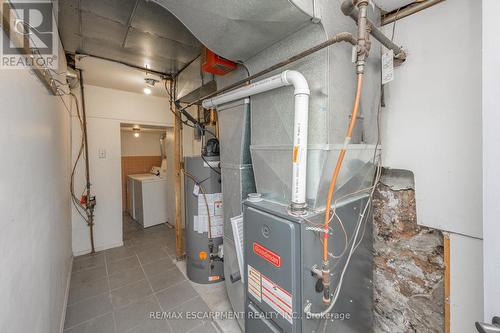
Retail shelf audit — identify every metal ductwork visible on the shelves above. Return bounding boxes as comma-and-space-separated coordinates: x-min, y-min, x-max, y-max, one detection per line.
152, 0, 317, 62
169, 0, 383, 331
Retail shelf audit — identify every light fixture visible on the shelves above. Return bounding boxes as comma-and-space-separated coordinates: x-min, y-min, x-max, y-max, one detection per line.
133, 128, 140, 138
143, 77, 159, 95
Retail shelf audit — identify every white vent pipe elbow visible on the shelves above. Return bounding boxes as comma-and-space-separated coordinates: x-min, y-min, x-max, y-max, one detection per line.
202, 70, 310, 212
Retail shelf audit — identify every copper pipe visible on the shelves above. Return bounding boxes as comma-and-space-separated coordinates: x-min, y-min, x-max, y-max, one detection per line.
323, 74, 364, 262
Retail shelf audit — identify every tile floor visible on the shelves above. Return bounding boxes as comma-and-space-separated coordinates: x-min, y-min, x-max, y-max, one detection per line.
64, 214, 222, 333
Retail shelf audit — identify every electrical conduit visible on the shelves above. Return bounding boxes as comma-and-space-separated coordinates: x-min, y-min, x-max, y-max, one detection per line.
202, 70, 310, 212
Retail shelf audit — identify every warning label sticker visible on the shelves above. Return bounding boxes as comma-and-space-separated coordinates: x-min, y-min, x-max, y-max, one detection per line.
247, 265, 261, 302
262, 275, 293, 324
247, 265, 293, 324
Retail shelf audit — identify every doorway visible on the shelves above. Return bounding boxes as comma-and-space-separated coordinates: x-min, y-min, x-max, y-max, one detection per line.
120, 123, 173, 242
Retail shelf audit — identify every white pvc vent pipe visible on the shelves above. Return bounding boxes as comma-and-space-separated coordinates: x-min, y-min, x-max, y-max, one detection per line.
202, 70, 310, 211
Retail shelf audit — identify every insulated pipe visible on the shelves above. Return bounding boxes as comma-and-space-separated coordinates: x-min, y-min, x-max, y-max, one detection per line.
202, 70, 310, 212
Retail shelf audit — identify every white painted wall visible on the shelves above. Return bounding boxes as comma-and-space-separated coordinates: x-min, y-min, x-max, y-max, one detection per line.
382, 0, 482, 238
482, 0, 500, 321
71, 84, 200, 254
71, 85, 173, 255
0, 32, 72, 333
450, 233, 484, 332
82, 84, 173, 125
381, 0, 484, 329
165, 113, 203, 230
121, 130, 165, 157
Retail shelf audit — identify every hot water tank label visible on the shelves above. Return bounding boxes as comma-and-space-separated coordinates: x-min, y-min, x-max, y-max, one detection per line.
248, 265, 262, 302
195, 193, 224, 238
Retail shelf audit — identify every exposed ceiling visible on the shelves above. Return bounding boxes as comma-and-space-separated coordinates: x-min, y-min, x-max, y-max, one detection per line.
76, 55, 169, 97
58, 0, 202, 76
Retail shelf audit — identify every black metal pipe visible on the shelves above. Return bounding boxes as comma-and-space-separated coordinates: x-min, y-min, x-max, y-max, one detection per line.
74, 52, 172, 79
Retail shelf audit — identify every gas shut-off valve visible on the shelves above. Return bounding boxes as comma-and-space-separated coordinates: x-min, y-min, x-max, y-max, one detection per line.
311, 264, 332, 302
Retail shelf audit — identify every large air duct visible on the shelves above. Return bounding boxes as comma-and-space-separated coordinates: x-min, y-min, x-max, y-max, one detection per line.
162, 0, 383, 331
203, 70, 310, 213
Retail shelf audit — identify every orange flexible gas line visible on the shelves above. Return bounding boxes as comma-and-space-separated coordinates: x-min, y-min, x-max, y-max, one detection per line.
323, 73, 364, 261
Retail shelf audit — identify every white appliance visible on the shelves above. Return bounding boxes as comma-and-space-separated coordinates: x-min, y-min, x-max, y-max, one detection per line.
127, 172, 168, 228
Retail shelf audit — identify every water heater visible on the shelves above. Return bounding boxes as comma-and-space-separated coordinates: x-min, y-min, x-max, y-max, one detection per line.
184, 155, 224, 284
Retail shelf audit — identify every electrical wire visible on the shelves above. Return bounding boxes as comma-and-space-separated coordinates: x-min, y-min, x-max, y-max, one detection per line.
323, 73, 364, 262
69, 91, 90, 223
164, 80, 219, 139
391, 8, 401, 42
201, 153, 221, 176
305, 164, 381, 318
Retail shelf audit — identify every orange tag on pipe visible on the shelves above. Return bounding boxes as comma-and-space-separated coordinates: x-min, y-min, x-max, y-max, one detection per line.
293, 146, 299, 163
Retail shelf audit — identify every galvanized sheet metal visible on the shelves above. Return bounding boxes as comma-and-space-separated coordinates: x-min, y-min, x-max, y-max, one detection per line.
58, 0, 202, 74
152, 0, 314, 62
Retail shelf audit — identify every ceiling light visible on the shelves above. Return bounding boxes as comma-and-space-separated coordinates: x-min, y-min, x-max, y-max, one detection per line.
143, 87, 152, 95
134, 132, 140, 138
144, 77, 158, 87
133, 127, 140, 138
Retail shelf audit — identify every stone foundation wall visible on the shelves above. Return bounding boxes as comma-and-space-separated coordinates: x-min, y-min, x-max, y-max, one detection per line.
372, 182, 444, 332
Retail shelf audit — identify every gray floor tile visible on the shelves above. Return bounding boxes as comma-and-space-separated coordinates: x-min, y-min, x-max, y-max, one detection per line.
68, 276, 109, 305
142, 258, 176, 277
143, 224, 167, 234
111, 279, 153, 309
64, 312, 115, 333
133, 238, 167, 251
109, 266, 145, 290
187, 321, 218, 333
74, 252, 104, 263
72, 254, 105, 273
106, 246, 136, 263
122, 319, 172, 333
168, 296, 211, 333
124, 231, 141, 241
114, 296, 162, 333
71, 266, 107, 285
64, 294, 113, 329
162, 245, 177, 258
136, 247, 169, 265
107, 256, 140, 276
147, 267, 186, 292
156, 280, 198, 311
65, 216, 231, 333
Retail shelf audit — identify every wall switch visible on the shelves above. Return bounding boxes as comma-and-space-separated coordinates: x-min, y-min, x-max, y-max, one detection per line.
98, 148, 106, 159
